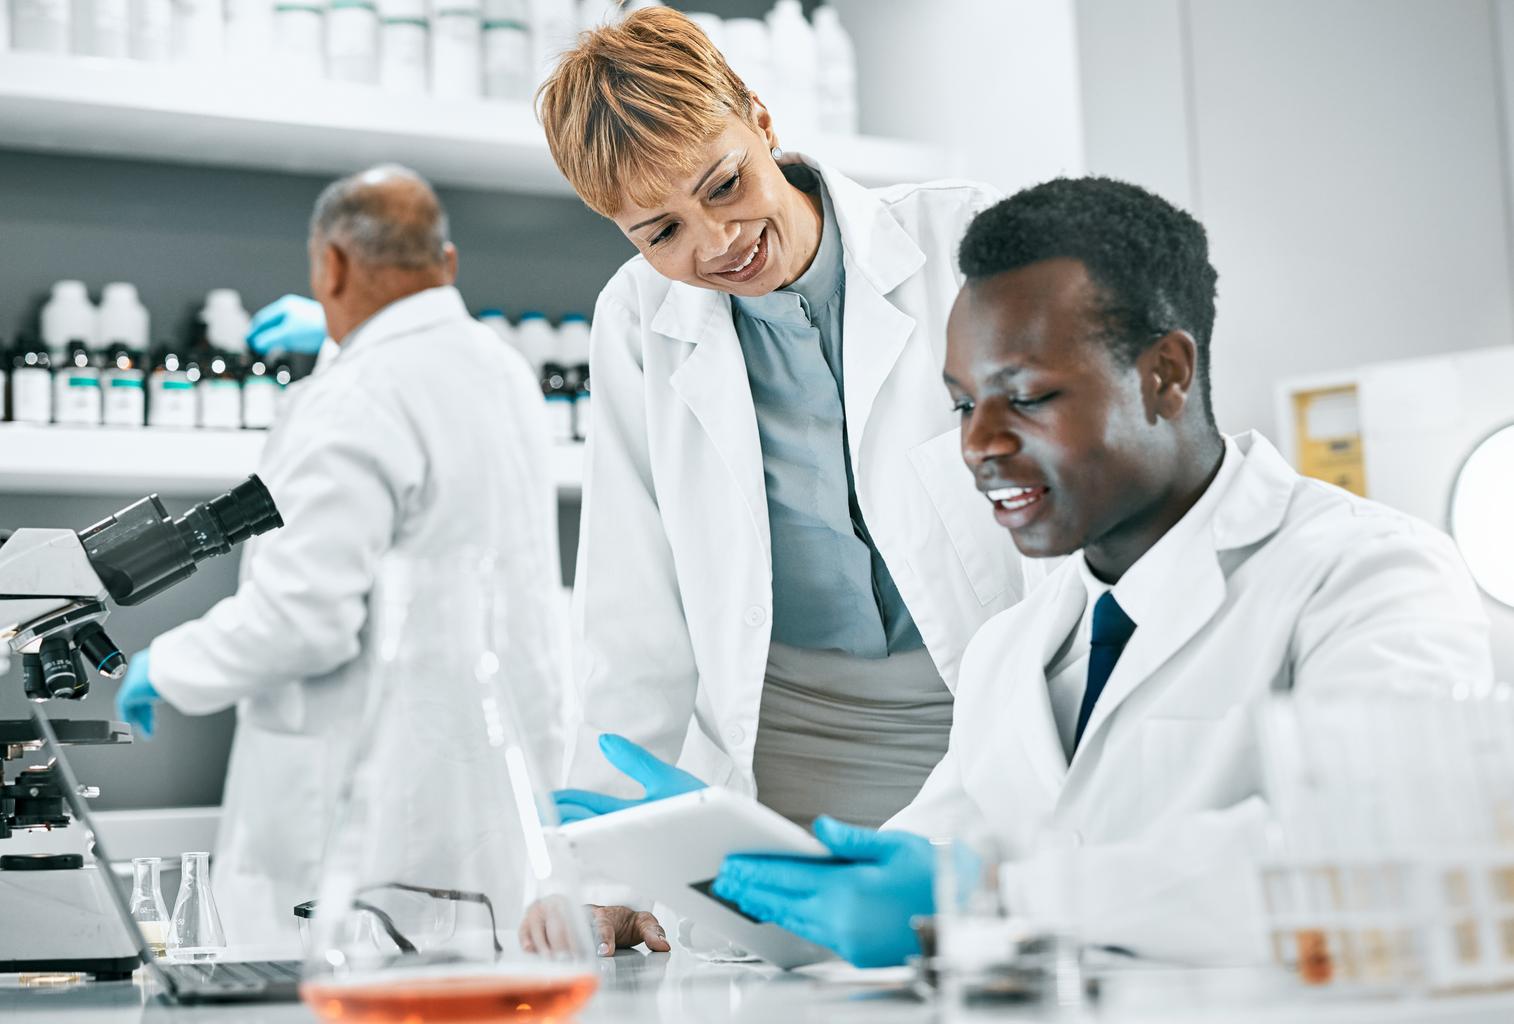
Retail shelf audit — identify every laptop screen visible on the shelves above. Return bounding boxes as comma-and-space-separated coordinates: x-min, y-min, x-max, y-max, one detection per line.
29, 707, 180, 995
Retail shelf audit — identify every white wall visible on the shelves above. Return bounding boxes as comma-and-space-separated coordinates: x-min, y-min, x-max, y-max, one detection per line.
1077, 0, 1514, 440
834, 0, 1086, 193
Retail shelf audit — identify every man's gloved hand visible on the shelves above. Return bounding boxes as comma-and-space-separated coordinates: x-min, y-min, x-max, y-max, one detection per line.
712, 816, 935, 968
552, 733, 706, 824
246, 295, 327, 355
115, 652, 160, 739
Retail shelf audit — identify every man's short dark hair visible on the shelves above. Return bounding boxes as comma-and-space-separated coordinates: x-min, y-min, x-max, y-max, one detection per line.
958, 177, 1219, 421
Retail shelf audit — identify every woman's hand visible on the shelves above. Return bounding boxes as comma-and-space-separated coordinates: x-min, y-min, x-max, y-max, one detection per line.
517, 900, 670, 957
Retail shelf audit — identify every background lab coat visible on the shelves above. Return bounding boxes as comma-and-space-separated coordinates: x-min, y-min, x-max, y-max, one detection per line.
149, 286, 566, 945
890, 432, 1493, 965
565, 161, 1030, 799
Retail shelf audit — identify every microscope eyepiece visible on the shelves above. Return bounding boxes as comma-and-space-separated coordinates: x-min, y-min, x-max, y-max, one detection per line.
79, 475, 284, 607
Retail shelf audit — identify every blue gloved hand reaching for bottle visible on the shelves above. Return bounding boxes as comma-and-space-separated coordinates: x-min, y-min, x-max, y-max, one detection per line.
553, 733, 707, 824
246, 295, 327, 356
115, 651, 161, 739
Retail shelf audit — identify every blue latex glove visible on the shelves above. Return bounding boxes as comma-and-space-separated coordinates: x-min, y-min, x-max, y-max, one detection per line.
115, 652, 160, 739
713, 816, 935, 968
246, 295, 327, 355
552, 733, 706, 824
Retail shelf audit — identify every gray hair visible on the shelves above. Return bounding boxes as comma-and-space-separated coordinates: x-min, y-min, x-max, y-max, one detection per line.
309, 164, 450, 269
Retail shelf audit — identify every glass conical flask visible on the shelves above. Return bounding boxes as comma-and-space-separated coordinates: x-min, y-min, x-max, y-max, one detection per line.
300, 549, 597, 1023
129, 857, 170, 958
168, 851, 227, 960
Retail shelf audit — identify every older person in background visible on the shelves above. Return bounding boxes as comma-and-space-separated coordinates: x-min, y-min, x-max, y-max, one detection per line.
114, 165, 566, 945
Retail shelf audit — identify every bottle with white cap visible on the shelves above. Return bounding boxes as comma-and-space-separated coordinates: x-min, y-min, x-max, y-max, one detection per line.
198, 290, 250, 430
273, 0, 325, 79
477, 308, 515, 347
128, 0, 172, 60
530, 0, 576, 87
41, 281, 97, 361
327, 0, 380, 83
13, 0, 70, 53
718, 17, 771, 109
431, 0, 482, 99
170, 0, 224, 60
97, 283, 150, 355
378, 0, 428, 94
483, 0, 532, 101
764, 0, 818, 145
513, 310, 553, 381
812, 5, 857, 136
224, 0, 274, 63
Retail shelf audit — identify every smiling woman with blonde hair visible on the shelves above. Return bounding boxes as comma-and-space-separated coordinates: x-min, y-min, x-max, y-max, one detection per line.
534, 7, 1029, 956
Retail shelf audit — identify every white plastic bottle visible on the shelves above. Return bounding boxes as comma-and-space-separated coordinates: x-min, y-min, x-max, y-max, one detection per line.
97, 282, 150, 354
718, 17, 771, 109
201, 289, 251, 352
224, 0, 273, 62
529, 0, 575, 87
556, 311, 589, 366
273, 0, 324, 78
128, 0, 171, 58
12, 0, 70, 52
378, 0, 428, 93
477, 308, 514, 346
764, 0, 818, 145
327, 0, 379, 83
513, 310, 553, 381
85, 0, 131, 56
169, 0, 224, 60
431, 0, 482, 99
812, 5, 857, 136
41, 281, 97, 361
482, 0, 530, 101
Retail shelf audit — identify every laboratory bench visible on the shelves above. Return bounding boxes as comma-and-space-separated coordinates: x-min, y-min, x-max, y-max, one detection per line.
3, 950, 1513, 1023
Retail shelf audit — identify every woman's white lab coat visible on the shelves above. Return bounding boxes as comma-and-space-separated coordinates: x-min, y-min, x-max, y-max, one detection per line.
565, 161, 1028, 796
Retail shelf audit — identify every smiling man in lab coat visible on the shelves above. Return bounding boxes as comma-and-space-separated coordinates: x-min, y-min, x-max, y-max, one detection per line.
710, 177, 1494, 966
113, 165, 566, 945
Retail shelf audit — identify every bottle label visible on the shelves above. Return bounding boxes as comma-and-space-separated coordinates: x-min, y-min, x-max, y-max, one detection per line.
149, 375, 198, 428
55, 372, 103, 425
103, 373, 147, 427
242, 378, 280, 429
199, 383, 243, 430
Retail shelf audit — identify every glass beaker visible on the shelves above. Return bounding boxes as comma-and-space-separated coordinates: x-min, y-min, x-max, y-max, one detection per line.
299, 549, 596, 1023
168, 851, 227, 961
129, 857, 170, 958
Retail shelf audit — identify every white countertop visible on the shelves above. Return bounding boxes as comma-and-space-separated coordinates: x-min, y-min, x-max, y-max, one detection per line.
3, 951, 1513, 1023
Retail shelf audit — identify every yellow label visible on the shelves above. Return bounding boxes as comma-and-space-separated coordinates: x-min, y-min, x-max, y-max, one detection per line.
1292, 385, 1367, 497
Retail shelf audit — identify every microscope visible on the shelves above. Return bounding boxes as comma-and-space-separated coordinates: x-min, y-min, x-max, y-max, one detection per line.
0, 477, 282, 977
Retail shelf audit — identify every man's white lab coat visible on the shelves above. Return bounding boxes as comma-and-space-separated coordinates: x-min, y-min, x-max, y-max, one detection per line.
566, 160, 1028, 798
890, 432, 1493, 964
149, 286, 566, 945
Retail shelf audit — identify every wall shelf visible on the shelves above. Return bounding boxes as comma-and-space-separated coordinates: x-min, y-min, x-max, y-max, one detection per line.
0, 53, 954, 193
0, 423, 584, 498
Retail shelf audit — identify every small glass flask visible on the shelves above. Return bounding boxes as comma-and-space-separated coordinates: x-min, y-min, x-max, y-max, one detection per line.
168, 851, 227, 961
129, 857, 170, 959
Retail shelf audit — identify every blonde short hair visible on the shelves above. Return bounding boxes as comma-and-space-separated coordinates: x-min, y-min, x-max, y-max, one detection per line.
537, 7, 753, 217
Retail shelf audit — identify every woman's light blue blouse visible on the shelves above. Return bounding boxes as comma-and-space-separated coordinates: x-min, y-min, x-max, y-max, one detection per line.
732, 170, 924, 657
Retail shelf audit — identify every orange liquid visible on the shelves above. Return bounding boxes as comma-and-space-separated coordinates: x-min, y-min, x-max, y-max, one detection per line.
301, 973, 598, 1023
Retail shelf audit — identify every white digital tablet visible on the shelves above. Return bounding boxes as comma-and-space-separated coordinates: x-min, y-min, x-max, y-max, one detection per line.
558, 788, 838, 969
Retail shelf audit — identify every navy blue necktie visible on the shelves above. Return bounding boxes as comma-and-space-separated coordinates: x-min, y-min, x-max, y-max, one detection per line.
1073, 592, 1137, 752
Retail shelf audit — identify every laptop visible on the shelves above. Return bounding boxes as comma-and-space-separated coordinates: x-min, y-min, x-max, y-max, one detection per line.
33, 707, 305, 1004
